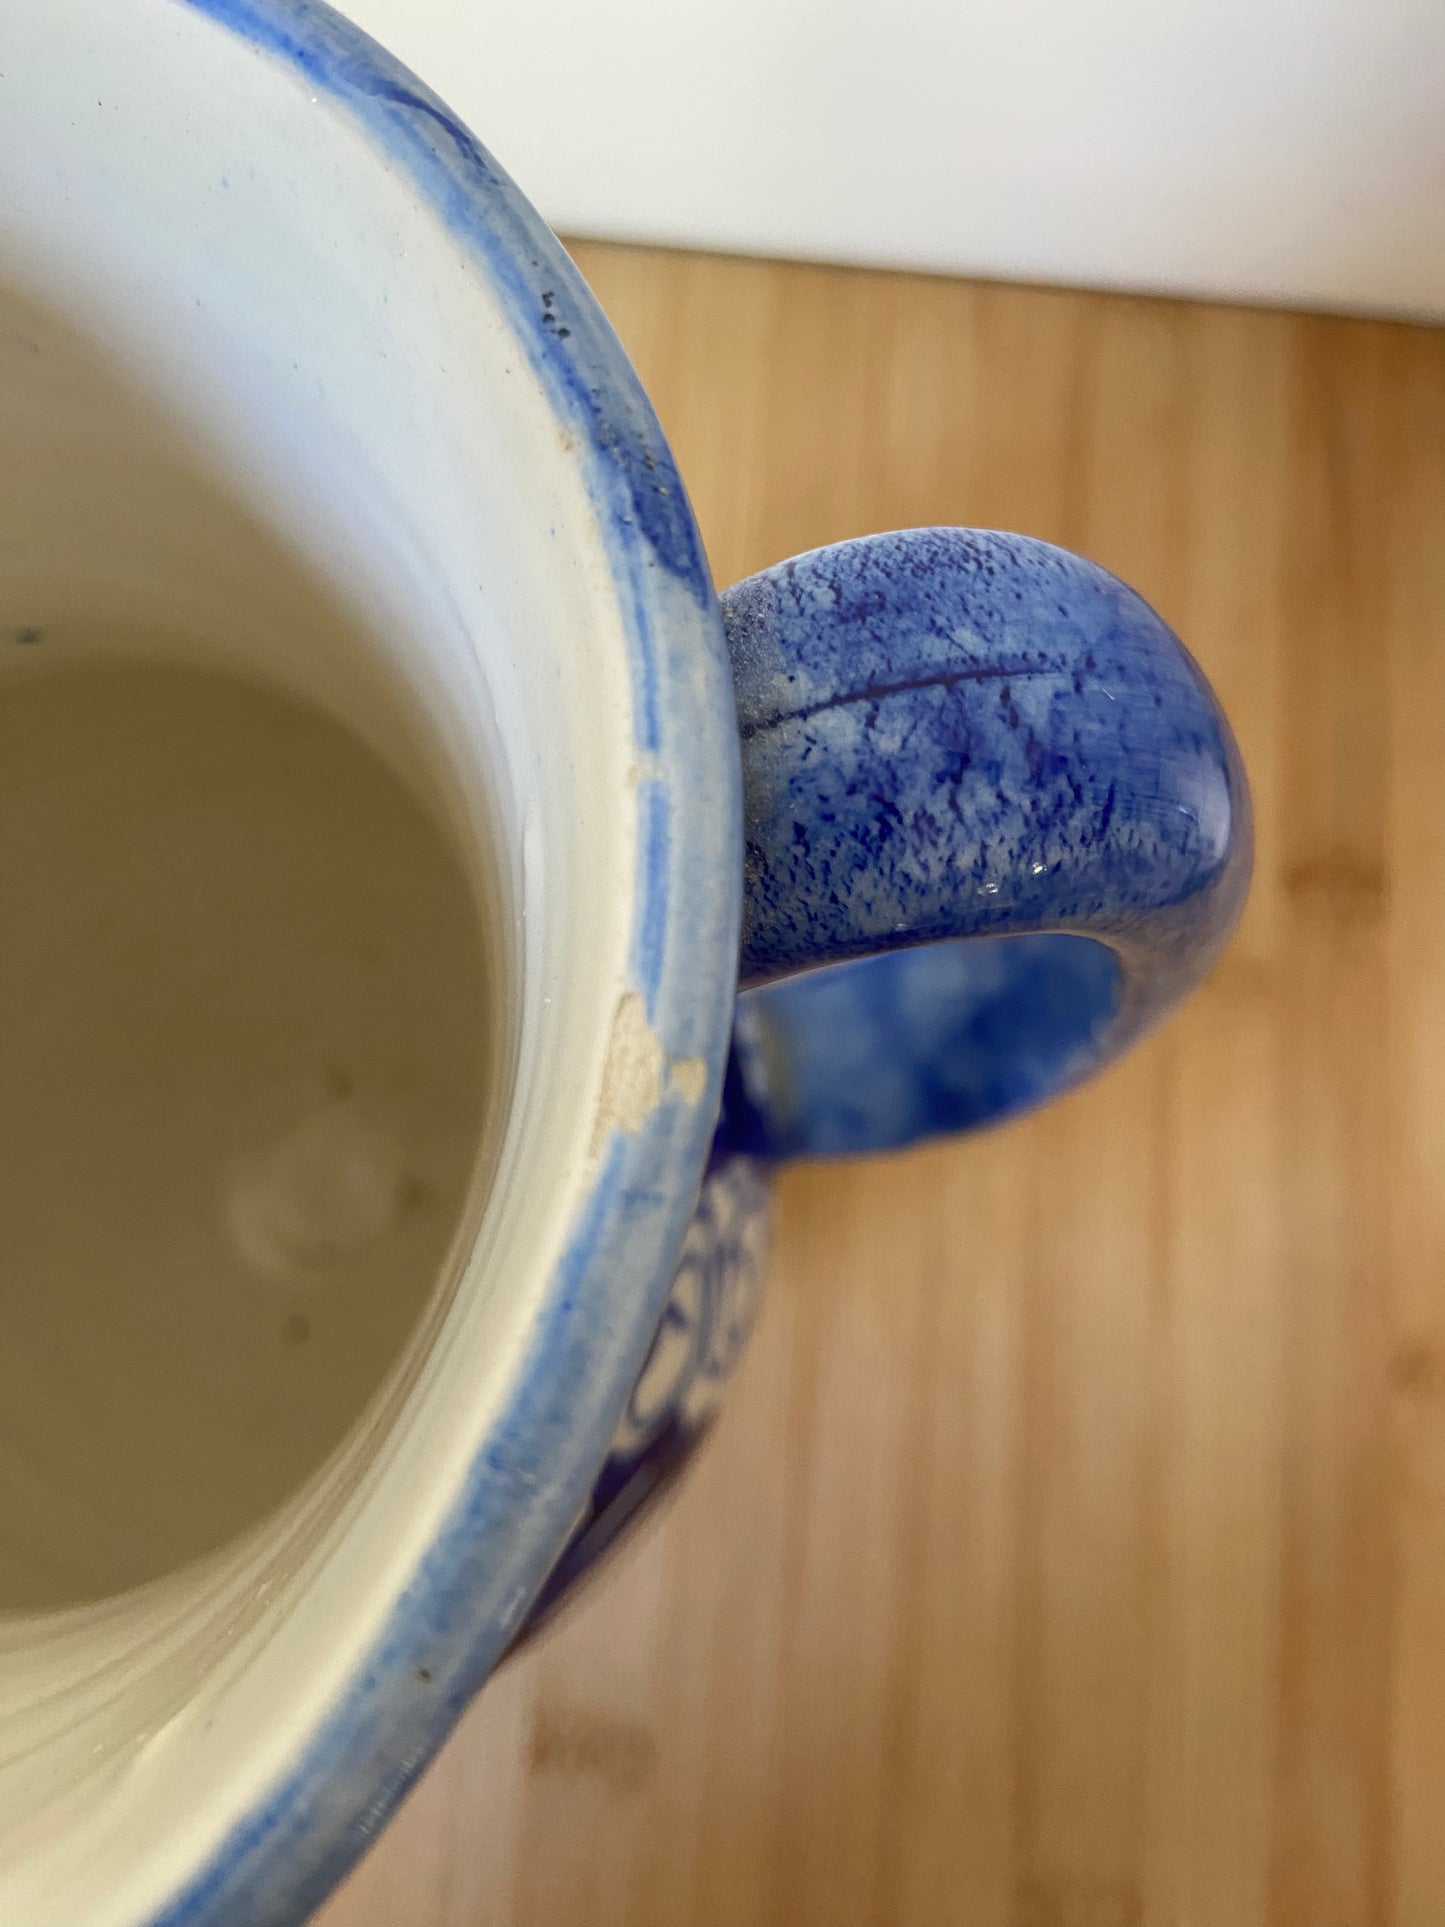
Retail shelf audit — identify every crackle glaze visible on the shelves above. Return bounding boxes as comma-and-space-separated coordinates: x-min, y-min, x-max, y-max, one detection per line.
0, 2, 1249, 1923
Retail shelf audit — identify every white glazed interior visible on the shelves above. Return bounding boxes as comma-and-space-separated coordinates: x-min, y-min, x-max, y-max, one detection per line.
0, 5, 648, 1919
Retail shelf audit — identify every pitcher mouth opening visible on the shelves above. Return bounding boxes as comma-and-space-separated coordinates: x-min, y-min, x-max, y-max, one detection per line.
0, 238, 554, 1869
0, 3, 739, 1921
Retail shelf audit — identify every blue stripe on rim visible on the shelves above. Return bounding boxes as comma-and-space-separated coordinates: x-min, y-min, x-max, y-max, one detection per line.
147, 4, 741, 1921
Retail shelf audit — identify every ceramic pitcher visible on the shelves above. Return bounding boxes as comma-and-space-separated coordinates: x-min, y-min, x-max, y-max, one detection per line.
0, 3, 1250, 1922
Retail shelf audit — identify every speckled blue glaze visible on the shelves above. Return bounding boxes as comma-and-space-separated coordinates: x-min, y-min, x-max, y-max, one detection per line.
724, 935, 1123, 1157
118, 10, 1249, 1927
718, 528, 1251, 1154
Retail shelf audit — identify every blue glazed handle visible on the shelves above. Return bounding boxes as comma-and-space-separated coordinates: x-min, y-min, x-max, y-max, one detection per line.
717, 528, 1251, 1158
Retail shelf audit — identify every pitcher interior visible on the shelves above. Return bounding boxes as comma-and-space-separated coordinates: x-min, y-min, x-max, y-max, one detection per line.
0, 4, 642, 1916
0, 284, 502, 1614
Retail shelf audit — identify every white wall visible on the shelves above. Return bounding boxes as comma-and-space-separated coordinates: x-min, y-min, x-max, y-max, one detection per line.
343, 0, 1445, 319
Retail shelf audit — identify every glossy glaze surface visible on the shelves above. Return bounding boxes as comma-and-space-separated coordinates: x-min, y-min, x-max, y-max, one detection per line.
722, 529, 1249, 1154
0, 6, 1248, 1924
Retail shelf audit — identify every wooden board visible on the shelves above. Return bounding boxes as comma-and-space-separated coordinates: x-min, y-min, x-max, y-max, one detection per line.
315, 244, 1445, 1927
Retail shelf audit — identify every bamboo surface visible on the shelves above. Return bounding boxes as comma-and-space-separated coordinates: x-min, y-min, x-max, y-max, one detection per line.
317, 242, 1445, 1927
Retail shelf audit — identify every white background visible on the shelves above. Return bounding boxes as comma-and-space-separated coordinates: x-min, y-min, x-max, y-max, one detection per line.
342, 0, 1445, 319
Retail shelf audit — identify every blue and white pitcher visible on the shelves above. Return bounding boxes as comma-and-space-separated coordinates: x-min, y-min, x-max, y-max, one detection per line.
0, 3, 1249, 1922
